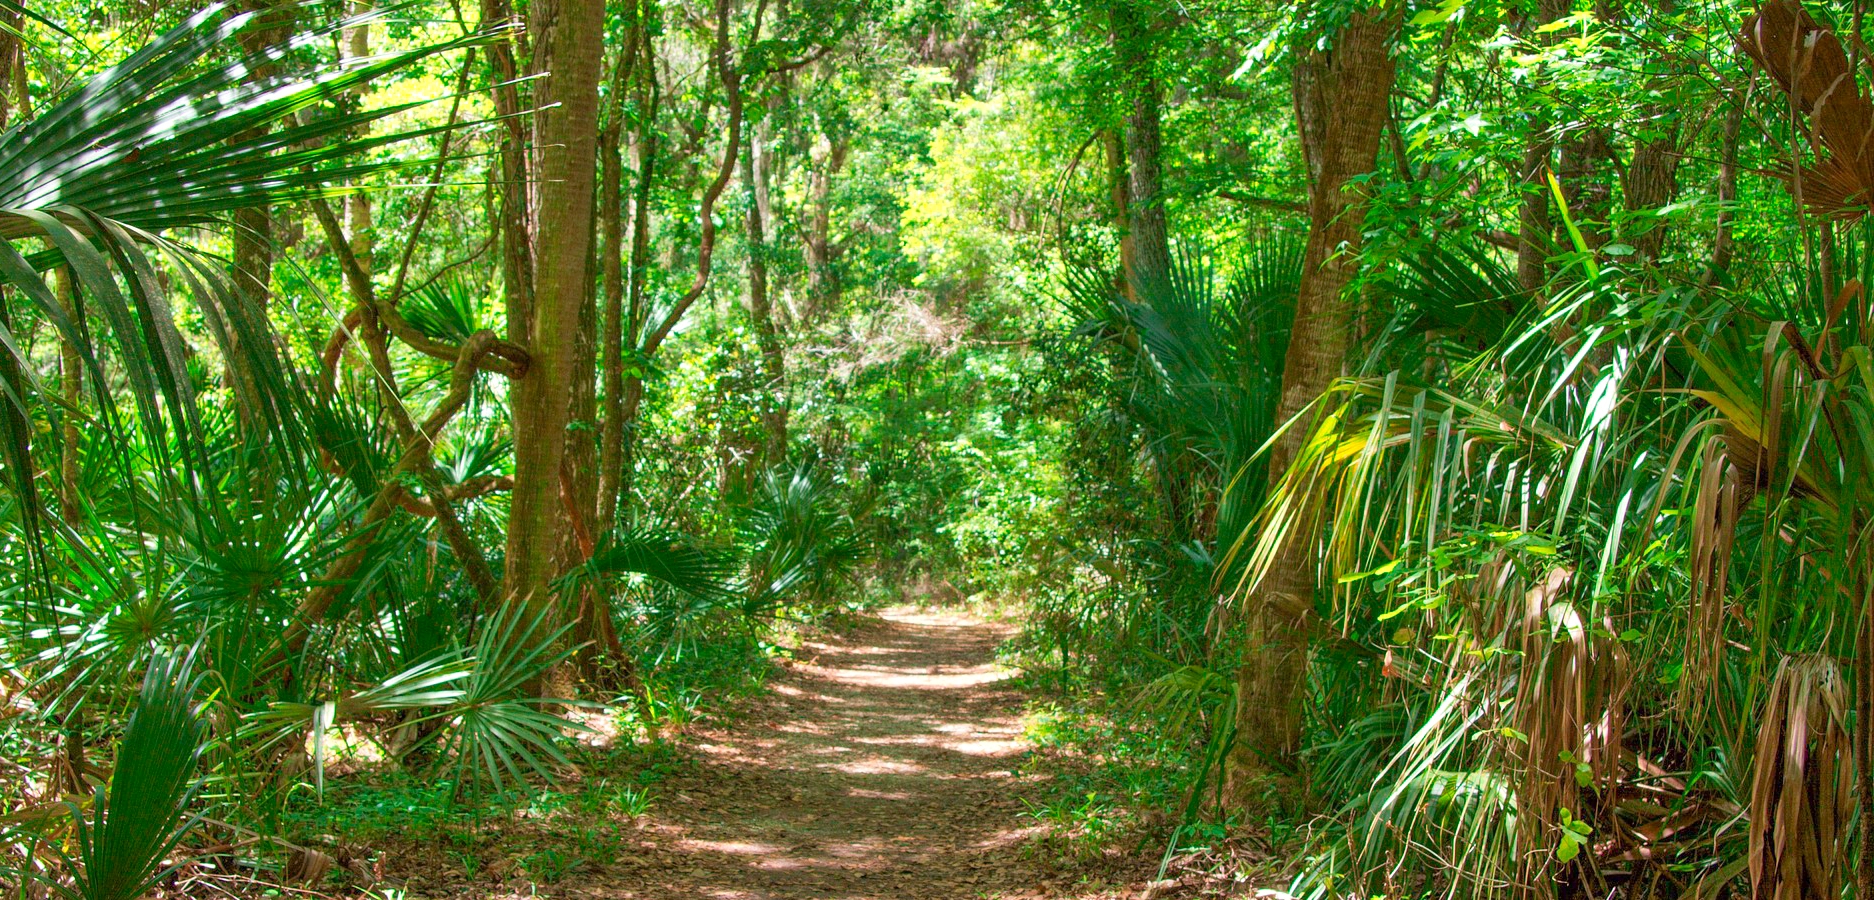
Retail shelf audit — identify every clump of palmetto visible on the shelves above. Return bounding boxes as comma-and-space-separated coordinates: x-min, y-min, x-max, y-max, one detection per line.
1218, 2, 1874, 895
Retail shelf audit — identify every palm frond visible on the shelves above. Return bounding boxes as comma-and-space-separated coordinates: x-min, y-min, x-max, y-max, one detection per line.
60, 647, 205, 900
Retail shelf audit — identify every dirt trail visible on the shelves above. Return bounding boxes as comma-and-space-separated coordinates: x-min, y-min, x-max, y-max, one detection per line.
616, 606, 1060, 899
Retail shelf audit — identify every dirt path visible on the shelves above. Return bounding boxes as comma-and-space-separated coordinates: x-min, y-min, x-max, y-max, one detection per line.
614, 606, 1062, 899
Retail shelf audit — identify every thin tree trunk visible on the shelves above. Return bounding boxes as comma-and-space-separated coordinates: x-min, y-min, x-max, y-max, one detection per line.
55, 268, 80, 517
1518, 0, 1568, 295
803, 134, 847, 313
1225, 5, 1400, 809
0, 0, 21, 129
597, 96, 628, 538
503, 0, 605, 613
1109, 0, 1170, 300
1104, 128, 1135, 297
1624, 0, 1683, 268
229, 0, 293, 425
341, 2, 373, 269
600, 34, 661, 530
1709, 94, 1744, 280
742, 123, 787, 464
481, 0, 534, 336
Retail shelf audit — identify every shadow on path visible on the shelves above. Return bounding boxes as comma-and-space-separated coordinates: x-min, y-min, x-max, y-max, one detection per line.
610, 607, 1057, 899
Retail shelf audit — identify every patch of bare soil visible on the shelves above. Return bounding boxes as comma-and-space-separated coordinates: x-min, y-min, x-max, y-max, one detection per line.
588, 606, 1085, 899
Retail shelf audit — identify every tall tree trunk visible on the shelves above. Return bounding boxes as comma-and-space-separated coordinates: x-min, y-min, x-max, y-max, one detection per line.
803, 134, 848, 314
597, 95, 628, 539
1622, 0, 1684, 264
1109, 0, 1170, 299
1518, 133, 1552, 294
55, 268, 80, 517
228, 0, 293, 425
341, 2, 373, 269
742, 122, 787, 464
482, 0, 534, 335
1224, 5, 1399, 809
599, 58, 660, 532
504, 0, 605, 612
0, 0, 21, 129
1708, 94, 1743, 280
1104, 128, 1135, 297
604, 60, 662, 525
1518, 0, 1568, 295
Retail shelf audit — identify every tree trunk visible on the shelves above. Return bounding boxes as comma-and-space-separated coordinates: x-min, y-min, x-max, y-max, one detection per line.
1109, 0, 1170, 300
603, 59, 662, 524
598, 103, 628, 539
341, 2, 373, 269
803, 134, 848, 314
1518, 0, 1568, 295
504, 0, 605, 613
1708, 95, 1743, 280
1518, 133, 1552, 294
1104, 128, 1135, 297
55, 268, 80, 517
229, 0, 293, 424
742, 124, 787, 464
1622, 0, 1684, 265
1224, 5, 1399, 809
0, 0, 21, 129
481, 0, 534, 335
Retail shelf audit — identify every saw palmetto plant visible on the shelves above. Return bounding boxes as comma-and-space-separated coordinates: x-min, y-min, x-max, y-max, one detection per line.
1219, 11, 1874, 883
0, 3, 600, 890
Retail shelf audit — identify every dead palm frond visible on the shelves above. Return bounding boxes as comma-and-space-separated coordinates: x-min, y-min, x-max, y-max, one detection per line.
1747, 654, 1851, 900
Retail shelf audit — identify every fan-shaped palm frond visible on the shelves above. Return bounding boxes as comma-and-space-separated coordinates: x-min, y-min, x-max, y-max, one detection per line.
1384, 241, 1526, 346
0, 3, 490, 545
57, 647, 205, 900
743, 462, 866, 609
403, 277, 499, 346
570, 524, 742, 602
1062, 234, 1301, 552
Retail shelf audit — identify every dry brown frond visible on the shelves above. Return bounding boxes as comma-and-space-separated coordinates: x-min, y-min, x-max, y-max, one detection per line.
1682, 437, 1742, 726
1739, 0, 1874, 220
1748, 654, 1852, 900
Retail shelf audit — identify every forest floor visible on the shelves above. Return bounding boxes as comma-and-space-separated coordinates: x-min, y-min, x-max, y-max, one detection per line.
340, 606, 1259, 898
591, 606, 1107, 899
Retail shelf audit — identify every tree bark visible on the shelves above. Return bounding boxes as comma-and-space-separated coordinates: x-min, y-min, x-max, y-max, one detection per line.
341, 2, 373, 269
1623, 0, 1683, 271
803, 133, 848, 313
597, 87, 629, 539
55, 268, 80, 517
503, 0, 605, 613
1708, 95, 1743, 280
1224, 4, 1399, 809
599, 54, 660, 532
1109, 0, 1170, 300
0, 0, 21, 129
1517, 0, 1568, 295
742, 123, 787, 464
481, 0, 534, 335
228, 0, 294, 425
1104, 128, 1135, 297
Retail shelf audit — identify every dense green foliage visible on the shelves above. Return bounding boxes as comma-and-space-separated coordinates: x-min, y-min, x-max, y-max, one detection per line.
6, 0, 1874, 897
